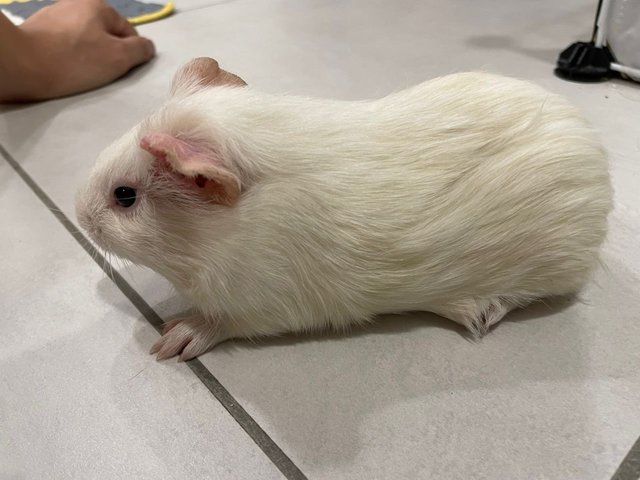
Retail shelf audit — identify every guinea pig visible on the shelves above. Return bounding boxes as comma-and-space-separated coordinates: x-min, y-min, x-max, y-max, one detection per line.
76, 57, 612, 361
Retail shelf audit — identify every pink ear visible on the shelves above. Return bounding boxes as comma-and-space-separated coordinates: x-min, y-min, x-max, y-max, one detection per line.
140, 132, 241, 206
171, 57, 247, 97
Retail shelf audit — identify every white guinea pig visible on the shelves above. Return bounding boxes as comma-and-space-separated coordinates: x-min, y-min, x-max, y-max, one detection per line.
76, 57, 612, 361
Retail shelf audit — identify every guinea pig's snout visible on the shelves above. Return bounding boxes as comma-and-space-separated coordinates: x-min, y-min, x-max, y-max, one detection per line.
75, 192, 103, 239
79, 211, 102, 238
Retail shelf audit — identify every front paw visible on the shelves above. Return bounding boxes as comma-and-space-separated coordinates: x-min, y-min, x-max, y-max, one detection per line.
150, 315, 221, 361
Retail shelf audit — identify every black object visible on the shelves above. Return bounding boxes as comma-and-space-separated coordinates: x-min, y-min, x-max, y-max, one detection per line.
555, 0, 619, 83
114, 186, 137, 207
555, 41, 615, 82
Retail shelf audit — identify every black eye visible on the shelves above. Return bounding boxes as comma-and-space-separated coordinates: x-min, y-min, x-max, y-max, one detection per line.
113, 186, 137, 208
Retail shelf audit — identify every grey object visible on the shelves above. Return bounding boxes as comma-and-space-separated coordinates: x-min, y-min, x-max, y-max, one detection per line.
1, 0, 54, 20
596, 0, 640, 80
1, 0, 163, 21
607, 0, 640, 76
106, 0, 165, 18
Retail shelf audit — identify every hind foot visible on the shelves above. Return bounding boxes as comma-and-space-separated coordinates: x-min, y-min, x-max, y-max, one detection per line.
431, 297, 522, 337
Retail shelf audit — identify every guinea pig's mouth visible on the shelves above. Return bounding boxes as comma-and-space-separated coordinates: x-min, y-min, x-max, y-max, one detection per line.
80, 225, 124, 263
79, 221, 106, 250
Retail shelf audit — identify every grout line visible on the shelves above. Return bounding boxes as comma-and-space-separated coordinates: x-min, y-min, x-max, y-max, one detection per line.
0, 144, 309, 480
611, 435, 640, 480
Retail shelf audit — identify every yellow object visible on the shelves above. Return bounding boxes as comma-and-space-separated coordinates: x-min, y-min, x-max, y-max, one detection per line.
128, 1, 174, 25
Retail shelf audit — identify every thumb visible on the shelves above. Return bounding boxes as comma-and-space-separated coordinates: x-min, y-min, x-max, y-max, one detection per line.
116, 35, 156, 71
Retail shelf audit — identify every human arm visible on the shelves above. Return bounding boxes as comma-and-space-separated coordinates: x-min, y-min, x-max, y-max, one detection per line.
0, 0, 154, 102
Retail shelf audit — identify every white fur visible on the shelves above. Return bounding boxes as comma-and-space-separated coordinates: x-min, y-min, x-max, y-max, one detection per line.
76, 71, 612, 359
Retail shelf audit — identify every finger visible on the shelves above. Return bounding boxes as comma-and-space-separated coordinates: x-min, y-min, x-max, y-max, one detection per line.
101, 5, 138, 37
116, 36, 156, 71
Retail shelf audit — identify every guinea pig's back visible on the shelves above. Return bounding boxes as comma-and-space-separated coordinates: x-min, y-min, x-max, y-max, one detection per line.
355, 72, 613, 301
269, 73, 612, 304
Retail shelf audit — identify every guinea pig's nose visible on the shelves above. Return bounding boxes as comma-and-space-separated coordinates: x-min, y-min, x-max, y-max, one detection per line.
75, 200, 98, 236
76, 206, 91, 231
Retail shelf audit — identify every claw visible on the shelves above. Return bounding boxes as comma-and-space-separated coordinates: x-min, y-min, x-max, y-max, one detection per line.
149, 315, 221, 361
149, 337, 164, 355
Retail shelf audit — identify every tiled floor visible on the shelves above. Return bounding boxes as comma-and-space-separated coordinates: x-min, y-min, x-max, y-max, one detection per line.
1, 0, 639, 479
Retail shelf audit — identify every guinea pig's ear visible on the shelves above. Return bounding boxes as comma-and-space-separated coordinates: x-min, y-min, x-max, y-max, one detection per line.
170, 57, 247, 97
140, 132, 241, 206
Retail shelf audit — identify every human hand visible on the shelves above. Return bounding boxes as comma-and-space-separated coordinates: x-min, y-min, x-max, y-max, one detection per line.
0, 0, 155, 102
